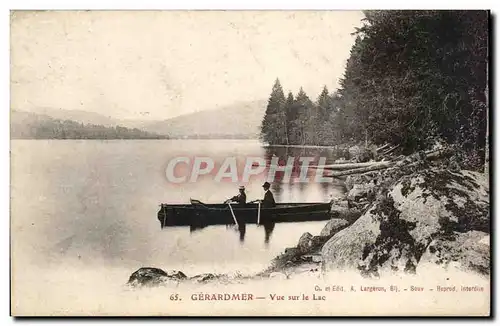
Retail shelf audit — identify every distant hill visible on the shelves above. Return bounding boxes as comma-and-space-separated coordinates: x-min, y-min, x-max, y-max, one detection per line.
10, 110, 167, 140
35, 107, 119, 127
11, 99, 268, 139
140, 100, 267, 138
13, 107, 154, 130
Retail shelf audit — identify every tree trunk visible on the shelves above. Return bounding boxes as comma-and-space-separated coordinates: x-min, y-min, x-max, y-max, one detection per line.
376, 143, 391, 152
328, 161, 396, 177
380, 144, 401, 156
284, 119, 289, 145
313, 161, 390, 171
327, 148, 452, 178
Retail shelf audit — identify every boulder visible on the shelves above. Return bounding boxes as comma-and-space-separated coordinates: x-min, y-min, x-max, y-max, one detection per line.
166, 270, 188, 279
190, 273, 229, 283
331, 208, 363, 224
297, 232, 314, 253
320, 219, 350, 237
345, 174, 375, 191
284, 247, 301, 256
322, 168, 489, 277
300, 254, 322, 263
311, 235, 330, 249
321, 210, 381, 273
127, 267, 187, 287
347, 182, 376, 202
419, 231, 489, 275
266, 247, 302, 272
312, 255, 322, 263
330, 199, 349, 210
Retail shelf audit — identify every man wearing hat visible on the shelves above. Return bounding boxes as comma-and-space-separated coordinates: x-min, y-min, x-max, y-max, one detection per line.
261, 182, 276, 208
227, 186, 247, 206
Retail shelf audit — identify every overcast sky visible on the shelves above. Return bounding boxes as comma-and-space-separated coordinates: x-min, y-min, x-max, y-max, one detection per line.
11, 11, 365, 120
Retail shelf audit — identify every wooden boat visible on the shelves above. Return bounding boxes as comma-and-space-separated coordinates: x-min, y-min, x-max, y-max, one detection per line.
158, 199, 333, 228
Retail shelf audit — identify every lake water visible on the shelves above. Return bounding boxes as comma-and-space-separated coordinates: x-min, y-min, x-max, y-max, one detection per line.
11, 140, 345, 311
10, 140, 490, 316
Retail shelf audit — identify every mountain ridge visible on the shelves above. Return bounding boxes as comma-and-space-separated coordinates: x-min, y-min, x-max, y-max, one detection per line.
10, 110, 167, 139
12, 99, 268, 139
139, 99, 267, 138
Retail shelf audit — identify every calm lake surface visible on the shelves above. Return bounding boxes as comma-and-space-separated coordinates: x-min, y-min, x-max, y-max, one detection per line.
11, 140, 490, 316
11, 139, 345, 311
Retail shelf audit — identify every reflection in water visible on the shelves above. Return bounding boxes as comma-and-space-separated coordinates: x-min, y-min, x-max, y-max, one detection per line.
185, 145, 346, 245
263, 145, 345, 202
263, 222, 276, 246
320, 182, 330, 199
190, 222, 275, 245
238, 222, 246, 243
186, 145, 346, 245
12, 139, 347, 286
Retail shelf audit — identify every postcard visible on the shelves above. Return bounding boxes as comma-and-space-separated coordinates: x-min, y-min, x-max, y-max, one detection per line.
10, 10, 490, 316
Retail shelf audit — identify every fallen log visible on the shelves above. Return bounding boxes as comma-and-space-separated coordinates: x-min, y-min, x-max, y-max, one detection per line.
381, 144, 401, 156
425, 148, 453, 160
328, 161, 396, 177
330, 147, 453, 178
376, 143, 391, 152
311, 160, 390, 171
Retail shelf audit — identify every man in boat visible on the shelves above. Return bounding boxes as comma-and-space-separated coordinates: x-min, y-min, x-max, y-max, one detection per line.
259, 182, 276, 237
261, 182, 276, 208
227, 185, 247, 206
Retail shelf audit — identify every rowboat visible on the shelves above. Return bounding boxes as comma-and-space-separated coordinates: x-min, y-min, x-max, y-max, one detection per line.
157, 199, 333, 228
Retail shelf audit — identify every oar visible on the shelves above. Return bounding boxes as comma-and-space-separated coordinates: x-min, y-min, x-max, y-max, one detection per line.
227, 202, 239, 228
257, 201, 261, 226
161, 204, 167, 228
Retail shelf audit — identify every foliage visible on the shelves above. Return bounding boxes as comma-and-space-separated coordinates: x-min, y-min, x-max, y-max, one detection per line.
339, 10, 488, 158
11, 115, 168, 139
260, 78, 286, 144
259, 10, 488, 170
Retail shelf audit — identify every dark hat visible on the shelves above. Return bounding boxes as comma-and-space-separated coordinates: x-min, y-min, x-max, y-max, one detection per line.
262, 182, 271, 188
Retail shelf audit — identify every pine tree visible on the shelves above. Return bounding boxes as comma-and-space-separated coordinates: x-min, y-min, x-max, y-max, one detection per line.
317, 86, 330, 119
283, 91, 295, 145
260, 78, 286, 145
293, 88, 314, 145
316, 86, 332, 145
334, 10, 487, 166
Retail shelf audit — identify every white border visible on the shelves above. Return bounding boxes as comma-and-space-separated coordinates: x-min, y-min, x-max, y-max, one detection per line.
3, 0, 499, 10
2, 1, 498, 325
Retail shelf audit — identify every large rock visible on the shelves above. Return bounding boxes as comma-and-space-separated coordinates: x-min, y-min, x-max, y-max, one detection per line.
190, 273, 230, 283
331, 207, 363, 224
297, 232, 314, 253
128, 267, 187, 287
320, 219, 350, 237
321, 168, 489, 277
321, 209, 381, 273
345, 173, 375, 191
419, 231, 489, 275
347, 183, 376, 202
311, 235, 330, 249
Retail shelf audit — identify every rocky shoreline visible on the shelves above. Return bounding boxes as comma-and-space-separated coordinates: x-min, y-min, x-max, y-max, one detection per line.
127, 150, 490, 288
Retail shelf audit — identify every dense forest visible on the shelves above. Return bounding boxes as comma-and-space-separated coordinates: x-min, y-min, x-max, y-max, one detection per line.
260, 10, 488, 170
11, 111, 168, 139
